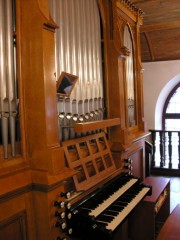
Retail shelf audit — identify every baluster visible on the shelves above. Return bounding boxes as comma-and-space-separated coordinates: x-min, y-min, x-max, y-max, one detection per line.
159, 131, 165, 167
151, 131, 156, 167
168, 131, 172, 169
178, 132, 180, 169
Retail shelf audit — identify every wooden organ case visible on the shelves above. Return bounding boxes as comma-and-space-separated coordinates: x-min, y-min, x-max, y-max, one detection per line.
0, 1, 150, 240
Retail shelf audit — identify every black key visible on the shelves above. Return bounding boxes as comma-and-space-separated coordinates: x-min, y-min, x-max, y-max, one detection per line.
95, 215, 114, 222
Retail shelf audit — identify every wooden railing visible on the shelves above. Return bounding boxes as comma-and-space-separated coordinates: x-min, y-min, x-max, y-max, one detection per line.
148, 130, 180, 175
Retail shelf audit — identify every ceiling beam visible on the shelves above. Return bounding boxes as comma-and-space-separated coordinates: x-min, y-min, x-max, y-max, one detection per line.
144, 32, 154, 61
140, 20, 180, 32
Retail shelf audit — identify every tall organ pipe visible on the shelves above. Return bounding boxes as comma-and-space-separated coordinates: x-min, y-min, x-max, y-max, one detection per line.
0, 0, 9, 158
0, 0, 16, 158
6, 0, 16, 157
50, 0, 104, 141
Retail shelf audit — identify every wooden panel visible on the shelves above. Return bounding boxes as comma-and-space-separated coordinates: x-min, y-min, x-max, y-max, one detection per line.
131, 0, 180, 62
148, 28, 180, 61
32, 184, 68, 240
0, 189, 35, 239
0, 211, 27, 240
143, 177, 170, 203
129, 147, 144, 180
132, 0, 180, 26
111, 133, 147, 180
125, 138, 146, 180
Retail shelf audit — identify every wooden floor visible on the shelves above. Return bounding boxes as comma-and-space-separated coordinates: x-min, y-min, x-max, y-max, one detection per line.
169, 176, 180, 212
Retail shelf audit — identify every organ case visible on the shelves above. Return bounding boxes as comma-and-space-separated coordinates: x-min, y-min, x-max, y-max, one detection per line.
0, 1, 150, 240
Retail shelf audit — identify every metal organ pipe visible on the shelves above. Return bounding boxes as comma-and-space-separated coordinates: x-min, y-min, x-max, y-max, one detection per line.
6, 0, 16, 157
0, 0, 8, 158
49, 0, 105, 141
0, 0, 17, 158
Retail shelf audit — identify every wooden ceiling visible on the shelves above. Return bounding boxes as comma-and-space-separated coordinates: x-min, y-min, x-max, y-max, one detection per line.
131, 0, 180, 62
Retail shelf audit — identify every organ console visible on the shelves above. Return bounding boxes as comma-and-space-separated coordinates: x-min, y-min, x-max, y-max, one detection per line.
60, 192, 71, 199
55, 211, 66, 219
66, 174, 151, 240
54, 132, 151, 240
54, 201, 65, 209
0, 0, 152, 240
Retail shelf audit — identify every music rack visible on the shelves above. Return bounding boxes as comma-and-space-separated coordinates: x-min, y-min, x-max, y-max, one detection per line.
62, 132, 117, 191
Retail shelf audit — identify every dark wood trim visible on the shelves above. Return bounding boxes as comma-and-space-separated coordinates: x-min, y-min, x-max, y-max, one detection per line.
0, 185, 32, 203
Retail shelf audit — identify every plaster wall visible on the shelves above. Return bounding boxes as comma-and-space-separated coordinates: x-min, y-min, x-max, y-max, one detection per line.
142, 60, 180, 130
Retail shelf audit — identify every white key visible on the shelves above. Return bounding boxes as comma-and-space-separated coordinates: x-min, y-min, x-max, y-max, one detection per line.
89, 178, 138, 217
106, 187, 150, 231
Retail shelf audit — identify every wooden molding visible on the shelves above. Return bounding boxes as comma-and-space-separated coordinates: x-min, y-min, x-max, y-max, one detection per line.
74, 118, 120, 133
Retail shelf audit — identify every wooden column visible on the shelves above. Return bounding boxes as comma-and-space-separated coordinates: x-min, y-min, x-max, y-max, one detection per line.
16, 0, 65, 174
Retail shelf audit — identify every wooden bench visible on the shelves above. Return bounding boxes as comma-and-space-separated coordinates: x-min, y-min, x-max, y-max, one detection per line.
157, 203, 180, 240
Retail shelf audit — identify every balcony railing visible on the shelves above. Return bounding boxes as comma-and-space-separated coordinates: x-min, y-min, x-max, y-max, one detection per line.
148, 130, 180, 175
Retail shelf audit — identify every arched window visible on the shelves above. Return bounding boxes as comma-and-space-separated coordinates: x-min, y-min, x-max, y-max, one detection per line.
162, 82, 180, 130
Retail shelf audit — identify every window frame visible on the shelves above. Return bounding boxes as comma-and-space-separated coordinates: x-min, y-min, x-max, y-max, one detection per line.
162, 82, 180, 130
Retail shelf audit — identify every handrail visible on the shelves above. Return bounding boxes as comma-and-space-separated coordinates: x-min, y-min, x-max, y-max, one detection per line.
150, 130, 180, 133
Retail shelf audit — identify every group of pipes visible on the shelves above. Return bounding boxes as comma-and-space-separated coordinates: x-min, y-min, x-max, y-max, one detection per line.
0, 0, 105, 158
57, 97, 105, 141
0, 0, 18, 159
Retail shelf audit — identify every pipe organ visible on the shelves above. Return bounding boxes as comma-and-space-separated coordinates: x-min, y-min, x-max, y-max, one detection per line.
49, 0, 105, 142
0, 0, 19, 159
57, 97, 105, 141
0, 1, 150, 240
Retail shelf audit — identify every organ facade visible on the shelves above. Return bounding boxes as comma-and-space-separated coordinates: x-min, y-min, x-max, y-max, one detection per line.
0, 1, 150, 239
